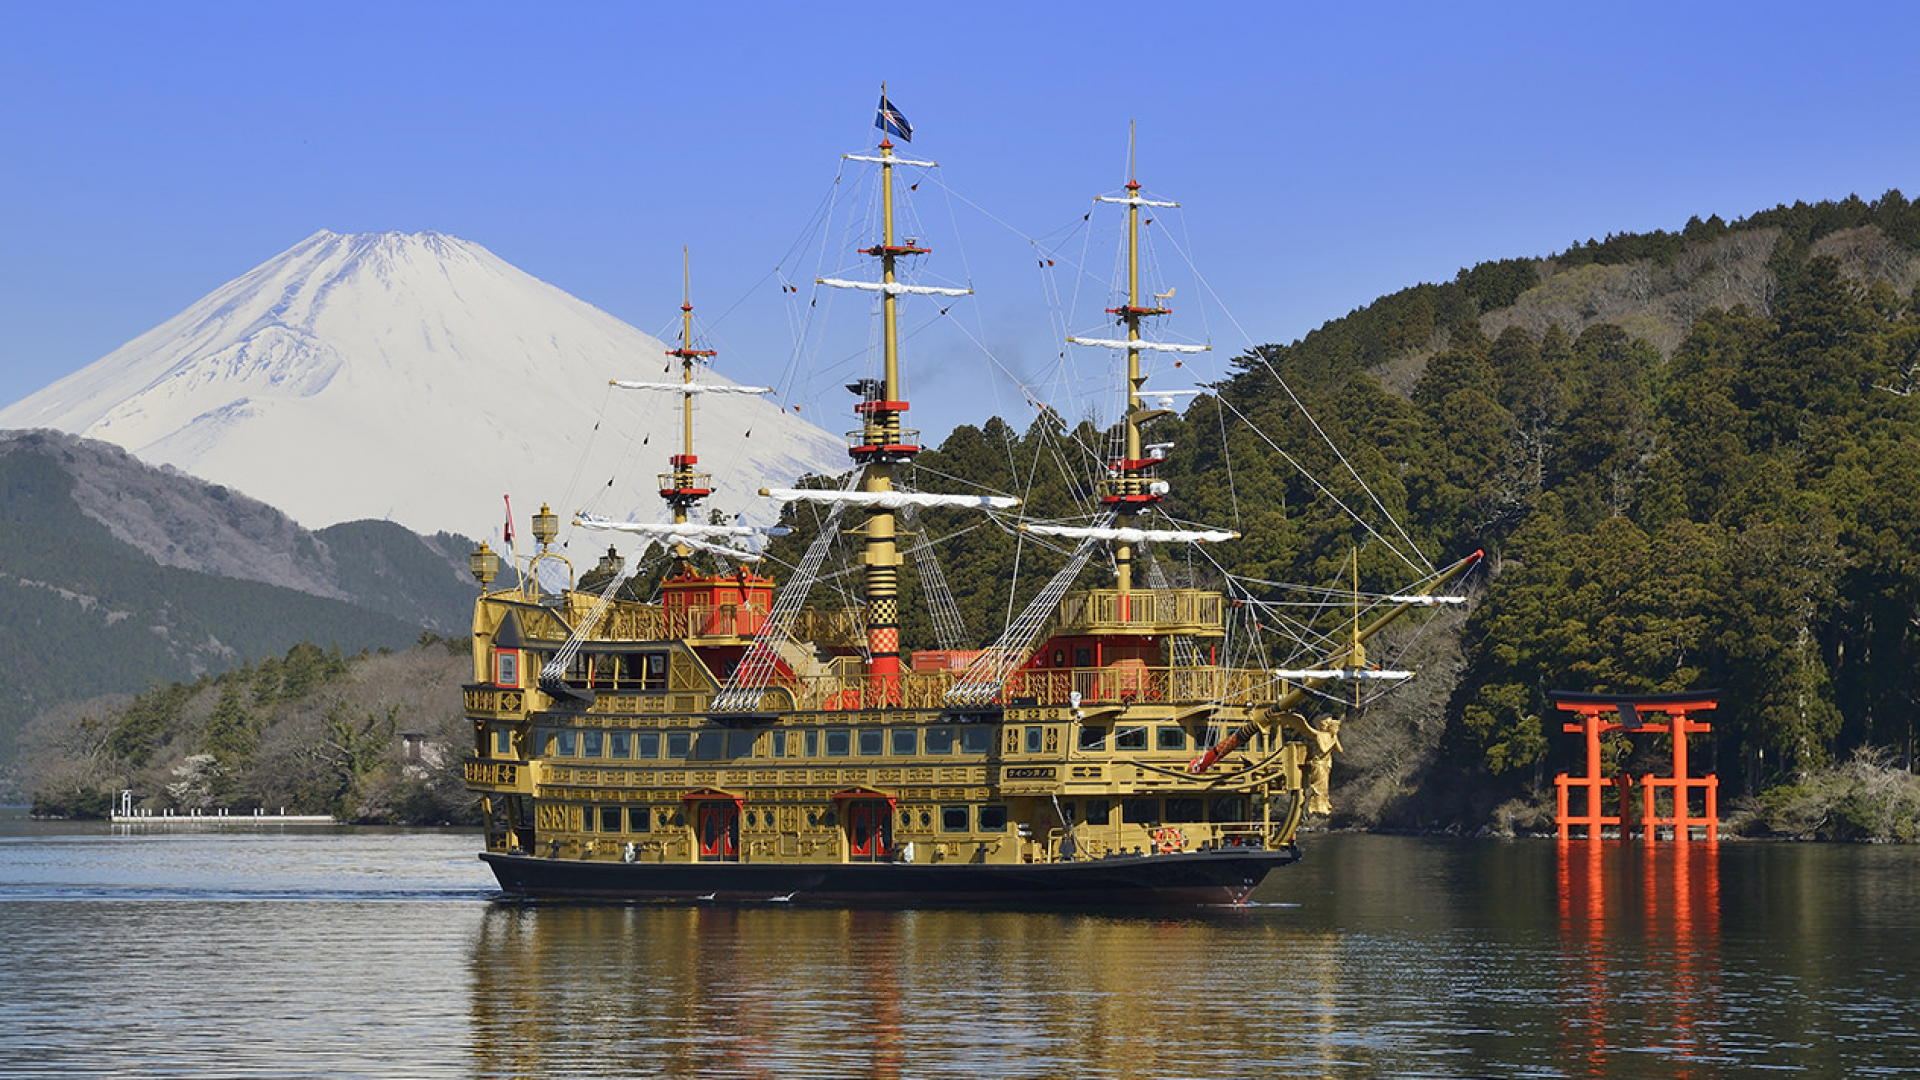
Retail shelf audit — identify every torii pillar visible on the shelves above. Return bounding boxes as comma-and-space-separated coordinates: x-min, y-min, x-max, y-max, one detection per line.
1549, 690, 1720, 842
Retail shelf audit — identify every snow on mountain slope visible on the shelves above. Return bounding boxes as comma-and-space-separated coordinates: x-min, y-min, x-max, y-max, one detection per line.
0, 231, 848, 545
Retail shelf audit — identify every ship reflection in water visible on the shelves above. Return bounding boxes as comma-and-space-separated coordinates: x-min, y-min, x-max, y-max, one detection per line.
466, 904, 1349, 1078
3, 825, 1917, 1077
461, 835, 1920, 1078
1557, 840, 1722, 1077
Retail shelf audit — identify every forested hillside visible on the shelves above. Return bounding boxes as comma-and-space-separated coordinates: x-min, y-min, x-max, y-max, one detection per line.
0, 430, 481, 793
25, 639, 474, 823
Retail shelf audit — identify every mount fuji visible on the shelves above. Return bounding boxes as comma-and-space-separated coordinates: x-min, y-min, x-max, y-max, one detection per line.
0, 230, 847, 545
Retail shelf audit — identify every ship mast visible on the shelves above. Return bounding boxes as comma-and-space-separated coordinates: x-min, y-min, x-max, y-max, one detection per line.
850, 127, 919, 684
661, 248, 717, 561
1102, 124, 1174, 607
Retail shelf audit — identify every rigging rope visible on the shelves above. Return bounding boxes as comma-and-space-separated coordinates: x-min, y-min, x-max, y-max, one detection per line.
539, 549, 646, 690
902, 503, 970, 651
711, 472, 862, 712
946, 516, 1110, 706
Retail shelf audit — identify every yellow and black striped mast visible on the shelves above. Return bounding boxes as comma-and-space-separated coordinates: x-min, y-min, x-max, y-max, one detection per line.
849, 90, 925, 685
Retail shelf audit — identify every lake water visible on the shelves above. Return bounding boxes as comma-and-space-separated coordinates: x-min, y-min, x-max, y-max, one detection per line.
1, 813, 1915, 1079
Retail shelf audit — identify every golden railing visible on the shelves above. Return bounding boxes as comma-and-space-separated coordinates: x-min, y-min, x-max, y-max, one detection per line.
713, 662, 1272, 712
1055, 588, 1225, 635
580, 603, 862, 648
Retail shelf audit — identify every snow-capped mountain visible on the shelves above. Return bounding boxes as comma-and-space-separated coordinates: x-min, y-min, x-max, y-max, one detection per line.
0, 230, 847, 546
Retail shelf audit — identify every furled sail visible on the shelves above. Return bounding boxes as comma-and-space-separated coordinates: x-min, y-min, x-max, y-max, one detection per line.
817, 278, 973, 298
843, 153, 939, 168
761, 488, 1020, 511
1019, 523, 1236, 544
1272, 668, 1415, 681
574, 515, 777, 539
1095, 194, 1180, 208
609, 380, 773, 394
1065, 337, 1209, 354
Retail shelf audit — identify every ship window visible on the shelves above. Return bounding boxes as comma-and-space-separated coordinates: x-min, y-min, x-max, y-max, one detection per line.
637, 732, 660, 759
493, 649, 520, 687
691, 731, 724, 760
643, 652, 669, 691
977, 805, 1008, 832
493, 729, 512, 757
959, 726, 993, 754
581, 807, 594, 832
805, 730, 820, 757
609, 732, 631, 759
1166, 797, 1204, 823
557, 731, 578, 758
588, 655, 613, 690
727, 730, 757, 758
824, 730, 851, 757
1122, 798, 1159, 824
1156, 726, 1188, 752
1115, 726, 1148, 751
891, 729, 917, 756
857, 728, 885, 756
1024, 726, 1044, 753
1210, 796, 1245, 823
1074, 647, 1093, 667
665, 732, 691, 759
582, 731, 604, 758
1078, 726, 1108, 752
599, 806, 622, 832
924, 726, 955, 753
1084, 798, 1112, 825
627, 807, 651, 833
768, 731, 786, 758
940, 806, 969, 832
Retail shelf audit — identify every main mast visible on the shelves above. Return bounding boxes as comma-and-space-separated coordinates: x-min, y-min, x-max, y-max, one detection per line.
848, 133, 922, 685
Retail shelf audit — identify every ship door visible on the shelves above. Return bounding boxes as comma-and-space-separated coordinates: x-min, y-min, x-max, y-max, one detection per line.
846, 800, 893, 863
688, 795, 740, 862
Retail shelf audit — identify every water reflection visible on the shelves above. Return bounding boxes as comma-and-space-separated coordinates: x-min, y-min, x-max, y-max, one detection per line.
1556, 840, 1723, 1076
5, 818, 1918, 1078
466, 904, 1360, 1078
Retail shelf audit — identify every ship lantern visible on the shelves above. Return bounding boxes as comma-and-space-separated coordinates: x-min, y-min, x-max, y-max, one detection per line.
469, 541, 500, 586
532, 503, 559, 549
595, 545, 624, 578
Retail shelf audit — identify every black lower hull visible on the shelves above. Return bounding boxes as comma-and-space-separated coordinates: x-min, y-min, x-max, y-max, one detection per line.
480, 847, 1299, 907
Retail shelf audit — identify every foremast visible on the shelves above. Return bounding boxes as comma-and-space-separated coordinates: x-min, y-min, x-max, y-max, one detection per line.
661, 249, 718, 560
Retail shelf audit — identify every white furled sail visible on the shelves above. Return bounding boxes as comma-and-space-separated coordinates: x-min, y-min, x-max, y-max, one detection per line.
844, 153, 938, 168
575, 515, 775, 539
1095, 194, 1180, 208
1020, 523, 1236, 544
1386, 594, 1469, 606
1272, 668, 1415, 682
1065, 337, 1209, 354
817, 278, 973, 298
761, 488, 1020, 511
609, 380, 774, 394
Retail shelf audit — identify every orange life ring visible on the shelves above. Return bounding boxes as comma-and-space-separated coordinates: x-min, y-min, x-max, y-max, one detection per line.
1154, 827, 1184, 854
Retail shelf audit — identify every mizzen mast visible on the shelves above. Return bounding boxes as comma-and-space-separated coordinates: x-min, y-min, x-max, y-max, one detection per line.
1070, 124, 1207, 608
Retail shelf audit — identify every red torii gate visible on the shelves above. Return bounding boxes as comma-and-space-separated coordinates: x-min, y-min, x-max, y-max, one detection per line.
1550, 690, 1720, 842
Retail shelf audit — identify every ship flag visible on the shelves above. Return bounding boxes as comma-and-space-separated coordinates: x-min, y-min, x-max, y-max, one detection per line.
875, 95, 912, 142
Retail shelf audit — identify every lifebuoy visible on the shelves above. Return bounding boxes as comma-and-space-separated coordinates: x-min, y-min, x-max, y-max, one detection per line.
1153, 827, 1185, 854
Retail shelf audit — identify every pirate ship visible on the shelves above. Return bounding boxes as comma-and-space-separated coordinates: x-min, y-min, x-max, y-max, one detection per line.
461, 101, 1477, 905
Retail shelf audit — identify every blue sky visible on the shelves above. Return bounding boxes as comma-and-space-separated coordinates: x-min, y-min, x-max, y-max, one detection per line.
6, 2, 1920, 444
